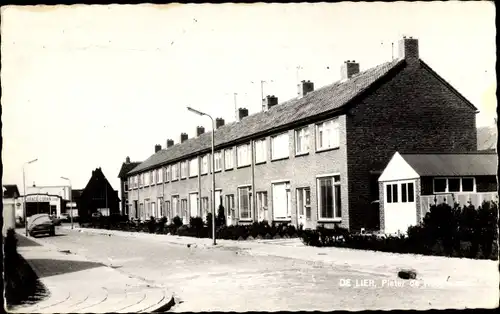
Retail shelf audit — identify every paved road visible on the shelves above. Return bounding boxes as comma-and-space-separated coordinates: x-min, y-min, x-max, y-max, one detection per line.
33, 227, 496, 311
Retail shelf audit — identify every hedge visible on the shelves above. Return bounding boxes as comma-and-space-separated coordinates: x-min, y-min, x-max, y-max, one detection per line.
299, 201, 499, 260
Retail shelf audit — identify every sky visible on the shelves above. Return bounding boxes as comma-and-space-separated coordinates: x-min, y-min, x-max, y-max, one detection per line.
1, 2, 497, 197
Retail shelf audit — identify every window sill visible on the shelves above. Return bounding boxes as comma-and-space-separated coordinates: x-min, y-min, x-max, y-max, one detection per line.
237, 164, 251, 169
273, 218, 291, 222
271, 156, 289, 162
189, 175, 198, 179
295, 152, 309, 157
316, 146, 340, 154
318, 218, 342, 223
200, 173, 208, 176
255, 161, 267, 165
225, 168, 234, 172
180, 177, 187, 180
214, 169, 222, 173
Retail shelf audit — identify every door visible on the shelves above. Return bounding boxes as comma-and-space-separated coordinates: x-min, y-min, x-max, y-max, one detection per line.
172, 196, 179, 218
272, 182, 290, 220
181, 199, 188, 224
189, 193, 199, 218
384, 180, 417, 234
134, 200, 138, 219
215, 190, 222, 215
256, 192, 268, 222
296, 188, 311, 229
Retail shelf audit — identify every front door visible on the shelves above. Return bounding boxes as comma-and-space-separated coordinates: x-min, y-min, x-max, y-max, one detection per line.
172, 196, 179, 218
296, 187, 311, 229
256, 192, 268, 222
189, 193, 199, 218
383, 180, 417, 234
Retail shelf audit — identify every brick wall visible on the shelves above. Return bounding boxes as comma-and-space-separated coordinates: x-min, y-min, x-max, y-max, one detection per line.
347, 61, 477, 231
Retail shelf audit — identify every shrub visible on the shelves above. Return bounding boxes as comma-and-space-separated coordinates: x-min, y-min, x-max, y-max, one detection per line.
172, 216, 183, 227
216, 205, 226, 228
147, 216, 156, 233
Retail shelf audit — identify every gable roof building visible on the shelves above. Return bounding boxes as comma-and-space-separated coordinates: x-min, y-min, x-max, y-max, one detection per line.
124, 37, 481, 231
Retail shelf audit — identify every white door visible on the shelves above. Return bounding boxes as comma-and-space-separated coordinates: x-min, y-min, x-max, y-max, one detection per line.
296, 188, 311, 228
384, 180, 417, 234
272, 182, 290, 220
172, 196, 179, 218
215, 190, 221, 215
189, 193, 199, 218
257, 192, 268, 222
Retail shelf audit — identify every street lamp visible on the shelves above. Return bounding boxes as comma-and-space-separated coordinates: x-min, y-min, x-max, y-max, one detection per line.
23, 158, 38, 236
187, 106, 216, 245
61, 176, 73, 229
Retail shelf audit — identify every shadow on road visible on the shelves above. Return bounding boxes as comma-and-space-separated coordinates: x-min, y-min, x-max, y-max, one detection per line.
26, 259, 105, 278
35, 234, 68, 239
17, 235, 42, 247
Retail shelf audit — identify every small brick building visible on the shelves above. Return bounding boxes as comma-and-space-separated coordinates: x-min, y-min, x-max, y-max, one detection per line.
126, 37, 479, 232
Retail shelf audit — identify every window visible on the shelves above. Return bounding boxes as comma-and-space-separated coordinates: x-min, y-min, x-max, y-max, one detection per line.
157, 168, 163, 184
401, 182, 415, 203
256, 191, 268, 221
201, 197, 209, 219
386, 183, 398, 203
295, 127, 310, 155
433, 177, 476, 193
125, 180, 129, 191
317, 175, 341, 220
201, 155, 209, 174
255, 139, 267, 164
166, 165, 172, 181
181, 199, 188, 221
181, 161, 189, 179
297, 187, 311, 219
172, 196, 179, 217
225, 194, 235, 217
271, 133, 289, 160
237, 143, 251, 167
151, 202, 156, 218
316, 119, 340, 151
134, 176, 138, 188
214, 151, 222, 171
140, 203, 144, 219
225, 148, 234, 170
172, 164, 179, 180
149, 171, 154, 185
238, 187, 252, 220
189, 158, 198, 177
272, 182, 291, 220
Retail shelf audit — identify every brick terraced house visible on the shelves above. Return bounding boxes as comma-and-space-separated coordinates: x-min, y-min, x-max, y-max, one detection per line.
118, 156, 142, 216
126, 37, 478, 231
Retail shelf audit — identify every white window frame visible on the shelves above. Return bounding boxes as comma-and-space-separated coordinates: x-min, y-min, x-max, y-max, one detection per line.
157, 168, 163, 184
386, 183, 399, 203
271, 132, 289, 161
316, 174, 342, 221
189, 158, 199, 177
201, 197, 209, 219
180, 161, 188, 179
400, 181, 416, 203
296, 187, 311, 218
201, 154, 209, 174
316, 118, 340, 152
158, 197, 164, 217
295, 127, 310, 155
144, 172, 149, 186
256, 191, 268, 221
189, 192, 199, 218
166, 165, 172, 181
214, 151, 222, 172
433, 177, 476, 194
237, 143, 251, 167
149, 171, 154, 185
225, 194, 235, 217
238, 186, 252, 220
254, 138, 267, 164
272, 181, 291, 221
225, 148, 234, 170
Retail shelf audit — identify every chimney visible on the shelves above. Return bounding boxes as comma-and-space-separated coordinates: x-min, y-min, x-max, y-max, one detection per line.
341, 60, 360, 80
196, 126, 205, 137
238, 108, 249, 121
297, 80, 314, 98
398, 36, 419, 65
125, 156, 130, 163
166, 139, 174, 148
262, 95, 279, 111
155, 144, 162, 153
180, 133, 188, 143
215, 118, 225, 129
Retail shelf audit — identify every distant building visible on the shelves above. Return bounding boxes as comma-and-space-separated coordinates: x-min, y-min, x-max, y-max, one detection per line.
3, 185, 20, 235
118, 156, 141, 216
78, 168, 120, 220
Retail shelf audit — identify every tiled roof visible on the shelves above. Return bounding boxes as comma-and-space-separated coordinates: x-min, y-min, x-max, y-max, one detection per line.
118, 162, 141, 178
128, 58, 404, 176
3, 185, 20, 199
401, 152, 498, 176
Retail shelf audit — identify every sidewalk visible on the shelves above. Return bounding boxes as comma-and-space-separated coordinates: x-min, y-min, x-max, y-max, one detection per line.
9, 230, 174, 314
67, 226, 499, 289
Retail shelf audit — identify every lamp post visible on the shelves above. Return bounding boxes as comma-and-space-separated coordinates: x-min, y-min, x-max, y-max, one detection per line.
187, 106, 216, 245
23, 158, 38, 236
61, 176, 73, 229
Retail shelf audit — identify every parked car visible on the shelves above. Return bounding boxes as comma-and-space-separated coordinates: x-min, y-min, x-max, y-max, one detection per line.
28, 214, 56, 237
50, 215, 62, 226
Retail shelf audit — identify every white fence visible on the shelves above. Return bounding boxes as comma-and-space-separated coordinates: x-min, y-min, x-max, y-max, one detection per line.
420, 192, 499, 218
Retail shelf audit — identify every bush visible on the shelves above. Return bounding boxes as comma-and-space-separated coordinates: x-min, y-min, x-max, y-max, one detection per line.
147, 216, 156, 233
172, 216, 183, 227
299, 201, 499, 260
216, 205, 226, 228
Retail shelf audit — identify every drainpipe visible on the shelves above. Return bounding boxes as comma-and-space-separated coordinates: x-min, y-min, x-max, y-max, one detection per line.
162, 167, 165, 218
198, 157, 202, 219
251, 139, 256, 222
